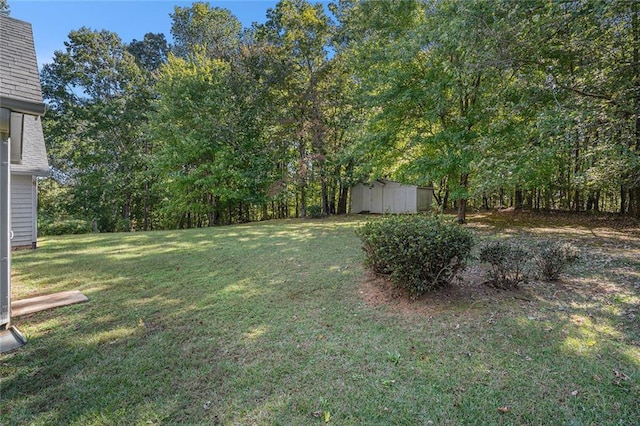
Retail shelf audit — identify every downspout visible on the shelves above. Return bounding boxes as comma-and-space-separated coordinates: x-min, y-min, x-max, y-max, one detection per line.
1, 108, 10, 327
0, 97, 46, 352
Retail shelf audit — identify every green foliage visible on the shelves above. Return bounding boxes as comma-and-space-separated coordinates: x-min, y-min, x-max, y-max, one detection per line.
478, 240, 530, 289
38, 0, 640, 235
257, 0, 342, 217
127, 33, 169, 73
170, 2, 241, 59
533, 240, 580, 281
39, 217, 92, 236
341, 0, 513, 223
0, 0, 9, 16
150, 48, 276, 227
356, 215, 474, 297
479, 237, 580, 287
40, 27, 156, 232
306, 205, 323, 218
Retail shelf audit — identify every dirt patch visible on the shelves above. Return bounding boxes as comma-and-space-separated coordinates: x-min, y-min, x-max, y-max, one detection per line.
357, 211, 640, 318
466, 209, 640, 232
358, 266, 533, 317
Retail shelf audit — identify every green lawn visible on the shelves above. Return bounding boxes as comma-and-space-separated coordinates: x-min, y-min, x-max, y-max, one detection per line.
2, 215, 639, 425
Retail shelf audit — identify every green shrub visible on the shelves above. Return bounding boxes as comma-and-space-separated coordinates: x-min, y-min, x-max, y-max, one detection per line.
306, 205, 323, 219
116, 218, 132, 232
479, 240, 530, 289
356, 215, 474, 298
533, 240, 579, 281
39, 218, 93, 236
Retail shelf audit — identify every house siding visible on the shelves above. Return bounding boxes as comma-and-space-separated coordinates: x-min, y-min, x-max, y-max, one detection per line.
10, 175, 36, 249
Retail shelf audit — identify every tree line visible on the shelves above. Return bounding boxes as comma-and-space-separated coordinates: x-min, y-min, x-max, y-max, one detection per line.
38, 0, 640, 230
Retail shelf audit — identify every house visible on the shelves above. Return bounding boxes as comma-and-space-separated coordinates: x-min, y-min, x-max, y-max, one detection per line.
350, 179, 433, 214
1, 13, 48, 349
0, 15, 49, 249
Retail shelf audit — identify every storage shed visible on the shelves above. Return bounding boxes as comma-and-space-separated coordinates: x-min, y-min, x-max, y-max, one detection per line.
350, 179, 433, 214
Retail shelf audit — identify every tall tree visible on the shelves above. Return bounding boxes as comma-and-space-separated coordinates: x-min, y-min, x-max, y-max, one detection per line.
258, 0, 335, 217
126, 33, 170, 229
40, 28, 151, 231
497, 0, 640, 216
150, 42, 277, 227
0, 0, 9, 16
342, 0, 512, 223
127, 32, 169, 73
170, 1, 242, 60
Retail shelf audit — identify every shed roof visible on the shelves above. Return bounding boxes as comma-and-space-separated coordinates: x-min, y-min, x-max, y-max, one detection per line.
0, 15, 43, 105
356, 179, 433, 190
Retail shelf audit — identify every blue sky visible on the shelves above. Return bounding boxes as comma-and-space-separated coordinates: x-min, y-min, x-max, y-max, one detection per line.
8, 1, 284, 67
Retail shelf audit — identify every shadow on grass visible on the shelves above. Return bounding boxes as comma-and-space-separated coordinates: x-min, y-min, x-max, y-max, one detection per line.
3, 216, 639, 424
3, 218, 366, 423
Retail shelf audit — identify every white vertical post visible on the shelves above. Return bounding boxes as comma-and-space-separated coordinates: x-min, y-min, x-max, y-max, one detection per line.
0, 107, 11, 328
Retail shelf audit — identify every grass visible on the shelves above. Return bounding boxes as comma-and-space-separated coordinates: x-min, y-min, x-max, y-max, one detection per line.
2, 214, 639, 425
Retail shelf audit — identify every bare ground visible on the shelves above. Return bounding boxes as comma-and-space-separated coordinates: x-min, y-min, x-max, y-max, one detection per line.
358, 210, 640, 327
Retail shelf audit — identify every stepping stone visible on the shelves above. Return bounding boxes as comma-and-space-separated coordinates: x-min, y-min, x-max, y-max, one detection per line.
11, 290, 88, 317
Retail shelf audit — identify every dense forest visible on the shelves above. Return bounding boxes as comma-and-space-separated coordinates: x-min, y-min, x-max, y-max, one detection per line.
31, 0, 640, 230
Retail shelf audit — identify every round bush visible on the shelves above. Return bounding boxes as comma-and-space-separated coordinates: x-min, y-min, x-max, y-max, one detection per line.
533, 239, 579, 281
356, 215, 474, 297
478, 240, 530, 289
306, 205, 323, 219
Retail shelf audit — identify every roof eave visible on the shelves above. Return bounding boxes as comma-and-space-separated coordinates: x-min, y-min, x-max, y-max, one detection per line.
11, 168, 50, 177
0, 96, 46, 116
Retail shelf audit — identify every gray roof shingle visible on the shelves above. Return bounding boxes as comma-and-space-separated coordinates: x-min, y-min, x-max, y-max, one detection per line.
0, 14, 49, 175
0, 15, 43, 104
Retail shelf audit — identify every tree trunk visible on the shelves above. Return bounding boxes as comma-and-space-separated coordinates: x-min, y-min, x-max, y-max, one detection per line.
631, 188, 640, 217
143, 139, 150, 231
632, 1, 640, 217
457, 199, 467, 224
586, 191, 600, 212
321, 176, 330, 217
457, 173, 468, 224
621, 186, 628, 214
514, 187, 524, 210
143, 181, 149, 231
122, 196, 131, 231
337, 184, 349, 214
441, 191, 447, 211
207, 194, 216, 226
543, 189, 551, 212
